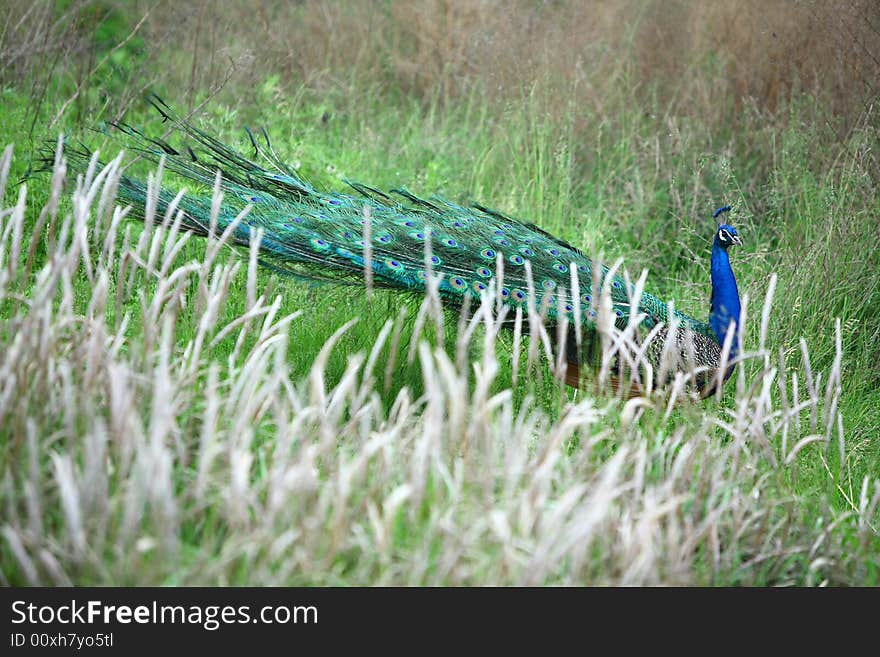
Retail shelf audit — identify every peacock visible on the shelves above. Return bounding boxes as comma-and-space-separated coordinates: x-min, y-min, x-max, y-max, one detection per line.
54, 96, 743, 397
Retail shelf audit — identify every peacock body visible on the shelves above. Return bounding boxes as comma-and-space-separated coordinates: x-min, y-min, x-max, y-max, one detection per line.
59, 97, 743, 397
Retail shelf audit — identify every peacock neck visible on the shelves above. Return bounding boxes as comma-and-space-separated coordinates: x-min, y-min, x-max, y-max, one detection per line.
709, 242, 741, 360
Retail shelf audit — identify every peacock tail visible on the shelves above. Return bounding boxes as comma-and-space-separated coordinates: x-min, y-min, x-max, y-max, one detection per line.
54, 96, 741, 396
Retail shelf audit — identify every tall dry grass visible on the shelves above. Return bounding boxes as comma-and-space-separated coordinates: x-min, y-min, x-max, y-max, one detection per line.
148, 0, 880, 122
1, 146, 877, 585
4, 1, 878, 131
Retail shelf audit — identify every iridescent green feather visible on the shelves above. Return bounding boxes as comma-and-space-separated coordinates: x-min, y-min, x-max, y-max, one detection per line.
61, 96, 717, 350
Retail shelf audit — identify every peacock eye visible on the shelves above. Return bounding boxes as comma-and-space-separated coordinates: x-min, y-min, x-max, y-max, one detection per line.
719, 230, 729, 242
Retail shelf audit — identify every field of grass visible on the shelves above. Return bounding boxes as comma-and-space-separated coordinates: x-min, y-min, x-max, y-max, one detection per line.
1, 0, 878, 585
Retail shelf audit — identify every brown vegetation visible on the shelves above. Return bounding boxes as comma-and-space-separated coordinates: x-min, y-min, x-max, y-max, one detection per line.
4, 1, 879, 126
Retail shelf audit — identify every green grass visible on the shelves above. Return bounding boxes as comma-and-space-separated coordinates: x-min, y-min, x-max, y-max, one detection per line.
0, 2, 878, 585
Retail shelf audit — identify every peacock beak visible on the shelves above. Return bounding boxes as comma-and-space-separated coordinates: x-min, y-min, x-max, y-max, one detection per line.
731, 234, 743, 246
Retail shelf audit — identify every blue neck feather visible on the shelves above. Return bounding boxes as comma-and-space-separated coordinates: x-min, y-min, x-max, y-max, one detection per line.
709, 240, 741, 360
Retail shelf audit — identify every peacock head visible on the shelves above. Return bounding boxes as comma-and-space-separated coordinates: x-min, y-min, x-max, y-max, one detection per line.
714, 224, 742, 250
712, 205, 742, 250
